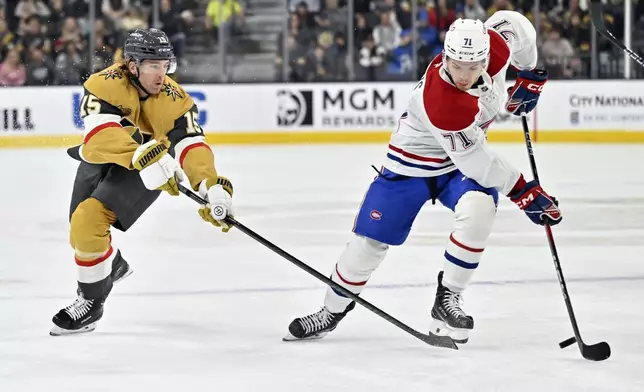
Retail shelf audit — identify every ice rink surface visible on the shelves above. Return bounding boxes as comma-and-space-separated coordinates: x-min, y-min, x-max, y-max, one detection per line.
1, 143, 643, 392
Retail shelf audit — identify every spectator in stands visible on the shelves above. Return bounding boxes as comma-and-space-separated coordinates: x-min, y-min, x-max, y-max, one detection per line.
0, 47, 26, 86
15, 0, 50, 21
156, 0, 194, 64
353, 12, 372, 49
428, 0, 456, 32
274, 34, 310, 82
541, 24, 575, 78
294, 2, 316, 31
288, 12, 315, 49
55, 40, 84, 85
205, 0, 245, 45
463, 0, 487, 22
54, 17, 83, 54
309, 44, 329, 81
90, 33, 115, 73
25, 43, 55, 85
47, 0, 68, 39
315, 0, 348, 35
0, 17, 17, 60
122, 6, 149, 32
372, 10, 400, 54
358, 34, 385, 81
20, 15, 51, 54
289, 0, 320, 14
102, 0, 131, 31
324, 31, 348, 80
387, 28, 414, 76
396, 1, 412, 30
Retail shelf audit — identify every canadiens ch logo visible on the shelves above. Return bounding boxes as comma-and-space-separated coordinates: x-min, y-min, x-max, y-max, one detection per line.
163, 83, 184, 101
99, 69, 122, 80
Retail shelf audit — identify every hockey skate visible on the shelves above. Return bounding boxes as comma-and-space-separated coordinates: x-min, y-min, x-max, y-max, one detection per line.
50, 293, 106, 336
50, 252, 132, 336
428, 271, 474, 344
284, 302, 356, 341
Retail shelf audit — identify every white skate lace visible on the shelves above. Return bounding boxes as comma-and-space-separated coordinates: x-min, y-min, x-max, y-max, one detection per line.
299, 307, 333, 334
442, 291, 467, 318
64, 296, 94, 320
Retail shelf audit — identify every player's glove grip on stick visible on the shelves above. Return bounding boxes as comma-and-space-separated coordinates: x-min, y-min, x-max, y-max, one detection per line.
132, 139, 184, 196
509, 178, 562, 226
506, 69, 548, 115
198, 176, 234, 232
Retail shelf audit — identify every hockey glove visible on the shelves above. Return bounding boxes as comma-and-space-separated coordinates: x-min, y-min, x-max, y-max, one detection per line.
506, 69, 548, 115
509, 178, 562, 226
198, 176, 234, 232
132, 139, 184, 196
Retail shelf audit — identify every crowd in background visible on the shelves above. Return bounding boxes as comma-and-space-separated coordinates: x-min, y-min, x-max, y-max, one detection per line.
276, 0, 644, 81
0, 0, 203, 86
0, 0, 642, 86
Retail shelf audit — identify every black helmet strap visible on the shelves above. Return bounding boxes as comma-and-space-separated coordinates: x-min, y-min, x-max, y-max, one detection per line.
128, 60, 154, 97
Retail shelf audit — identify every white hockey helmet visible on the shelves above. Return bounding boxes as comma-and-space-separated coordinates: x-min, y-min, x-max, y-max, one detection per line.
443, 19, 490, 65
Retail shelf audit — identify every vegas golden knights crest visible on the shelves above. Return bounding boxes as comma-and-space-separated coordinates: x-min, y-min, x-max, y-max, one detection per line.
99, 69, 123, 80
163, 83, 184, 101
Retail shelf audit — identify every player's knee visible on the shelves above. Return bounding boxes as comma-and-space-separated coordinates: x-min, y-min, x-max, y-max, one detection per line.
338, 234, 389, 277
70, 198, 113, 253
454, 191, 496, 239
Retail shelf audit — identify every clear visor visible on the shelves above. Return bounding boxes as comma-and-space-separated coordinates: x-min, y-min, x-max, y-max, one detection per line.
138, 58, 177, 75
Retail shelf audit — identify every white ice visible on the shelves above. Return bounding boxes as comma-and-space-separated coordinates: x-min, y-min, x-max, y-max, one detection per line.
1, 143, 643, 392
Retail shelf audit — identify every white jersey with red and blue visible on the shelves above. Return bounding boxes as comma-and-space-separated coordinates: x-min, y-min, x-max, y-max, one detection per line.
384, 10, 538, 196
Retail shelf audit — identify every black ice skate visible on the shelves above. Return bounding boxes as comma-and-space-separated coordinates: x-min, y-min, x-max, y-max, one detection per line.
50, 293, 106, 336
284, 302, 356, 341
111, 250, 133, 284
52, 251, 133, 336
429, 271, 474, 344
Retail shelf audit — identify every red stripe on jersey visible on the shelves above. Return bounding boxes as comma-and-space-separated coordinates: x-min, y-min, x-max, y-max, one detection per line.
450, 233, 484, 253
335, 264, 367, 286
487, 29, 511, 78
388, 144, 451, 163
83, 122, 122, 144
178, 142, 211, 167
75, 246, 114, 267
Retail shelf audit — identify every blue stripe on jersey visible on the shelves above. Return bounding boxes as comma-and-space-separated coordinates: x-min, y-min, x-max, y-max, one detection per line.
444, 252, 479, 270
386, 153, 453, 171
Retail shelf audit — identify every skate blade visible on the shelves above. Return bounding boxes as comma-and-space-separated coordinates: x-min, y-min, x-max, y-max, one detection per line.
282, 331, 328, 342
49, 322, 98, 336
430, 319, 469, 344
113, 268, 134, 285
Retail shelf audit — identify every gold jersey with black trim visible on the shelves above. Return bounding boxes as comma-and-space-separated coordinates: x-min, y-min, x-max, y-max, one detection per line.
69, 63, 217, 190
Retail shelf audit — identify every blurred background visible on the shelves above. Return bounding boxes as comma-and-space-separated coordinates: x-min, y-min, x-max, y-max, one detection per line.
0, 0, 641, 86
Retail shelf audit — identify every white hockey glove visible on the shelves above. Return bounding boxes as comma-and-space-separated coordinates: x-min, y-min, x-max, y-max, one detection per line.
198, 177, 234, 232
132, 139, 184, 196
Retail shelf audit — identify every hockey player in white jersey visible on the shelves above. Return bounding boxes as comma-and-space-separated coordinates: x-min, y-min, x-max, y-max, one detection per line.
284, 11, 562, 344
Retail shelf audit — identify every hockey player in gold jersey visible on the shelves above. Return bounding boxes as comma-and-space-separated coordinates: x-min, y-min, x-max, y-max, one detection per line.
50, 29, 233, 336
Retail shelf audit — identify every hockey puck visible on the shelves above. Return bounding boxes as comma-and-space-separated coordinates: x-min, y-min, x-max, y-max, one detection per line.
559, 337, 577, 349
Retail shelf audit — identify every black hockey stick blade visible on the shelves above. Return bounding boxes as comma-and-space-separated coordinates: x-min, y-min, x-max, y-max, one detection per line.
581, 341, 611, 361
589, 0, 644, 68
178, 183, 458, 350
559, 336, 610, 361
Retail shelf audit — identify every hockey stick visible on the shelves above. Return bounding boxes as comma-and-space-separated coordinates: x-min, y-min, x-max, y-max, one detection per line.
589, 0, 644, 68
178, 183, 458, 350
521, 114, 610, 361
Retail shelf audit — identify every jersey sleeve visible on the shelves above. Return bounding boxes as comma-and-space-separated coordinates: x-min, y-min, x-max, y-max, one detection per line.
80, 87, 140, 168
167, 103, 217, 190
485, 10, 538, 71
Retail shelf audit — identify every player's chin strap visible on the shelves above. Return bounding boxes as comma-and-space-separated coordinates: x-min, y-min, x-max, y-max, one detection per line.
130, 71, 153, 97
